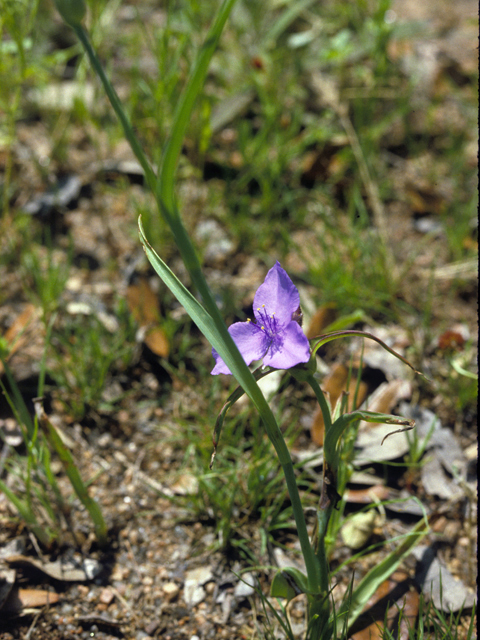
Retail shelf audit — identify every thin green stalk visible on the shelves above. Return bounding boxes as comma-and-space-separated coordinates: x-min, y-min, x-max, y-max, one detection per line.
34, 399, 108, 548
139, 221, 320, 591
72, 24, 157, 194
302, 375, 334, 637
73, 2, 321, 590
0, 479, 52, 546
306, 374, 332, 432
158, 0, 238, 217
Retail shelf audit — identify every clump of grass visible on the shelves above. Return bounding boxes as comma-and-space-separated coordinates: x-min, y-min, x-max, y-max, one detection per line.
165, 396, 313, 560
0, 350, 107, 548
49, 301, 137, 420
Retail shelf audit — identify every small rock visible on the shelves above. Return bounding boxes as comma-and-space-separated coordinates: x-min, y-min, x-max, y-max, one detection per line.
162, 582, 180, 602
233, 572, 256, 598
183, 566, 214, 607
341, 511, 376, 549
144, 621, 159, 635
99, 588, 114, 605
195, 219, 234, 262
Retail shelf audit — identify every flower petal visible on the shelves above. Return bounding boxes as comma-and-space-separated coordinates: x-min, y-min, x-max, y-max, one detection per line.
262, 321, 310, 370
211, 321, 269, 375
253, 262, 300, 325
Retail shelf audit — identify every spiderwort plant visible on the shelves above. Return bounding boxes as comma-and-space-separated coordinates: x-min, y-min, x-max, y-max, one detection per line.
58, 1, 429, 637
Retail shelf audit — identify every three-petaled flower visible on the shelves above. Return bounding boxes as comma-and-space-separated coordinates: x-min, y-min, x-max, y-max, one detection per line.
211, 262, 311, 375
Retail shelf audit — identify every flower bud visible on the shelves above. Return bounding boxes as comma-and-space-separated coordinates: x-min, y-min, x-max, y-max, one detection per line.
291, 305, 303, 327
54, 0, 86, 27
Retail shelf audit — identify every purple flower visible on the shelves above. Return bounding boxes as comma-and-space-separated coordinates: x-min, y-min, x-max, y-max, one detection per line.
211, 262, 310, 375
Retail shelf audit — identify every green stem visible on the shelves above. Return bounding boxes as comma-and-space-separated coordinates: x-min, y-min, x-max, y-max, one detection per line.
158, 0, 238, 217
307, 374, 332, 432
72, 24, 157, 194
304, 374, 335, 636
73, 5, 322, 592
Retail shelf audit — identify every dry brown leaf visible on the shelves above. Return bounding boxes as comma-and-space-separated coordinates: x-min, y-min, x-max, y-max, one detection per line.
358, 380, 412, 431
345, 485, 390, 504
437, 329, 465, 351
126, 277, 161, 325
144, 326, 169, 358
305, 304, 337, 339
0, 304, 41, 375
350, 620, 383, 640
311, 364, 368, 446
349, 571, 418, 640
126, 277, 169, 358
5, 554, 102, 582
1, 586, 60, 615
396, 589, 420, 640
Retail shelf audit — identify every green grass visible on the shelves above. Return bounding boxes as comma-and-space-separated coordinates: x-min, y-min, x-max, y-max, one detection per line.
169, 392, 315, 560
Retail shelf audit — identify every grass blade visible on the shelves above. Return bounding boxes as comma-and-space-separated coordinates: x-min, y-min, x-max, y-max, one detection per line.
343, 513, 431, 629
33, 399, 108, 548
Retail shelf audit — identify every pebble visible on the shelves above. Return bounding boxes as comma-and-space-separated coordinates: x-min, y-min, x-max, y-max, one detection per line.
233, 572, 256, 598
183, 566, 215, 606
99, 587, 114, 604
162, 581, 180, 601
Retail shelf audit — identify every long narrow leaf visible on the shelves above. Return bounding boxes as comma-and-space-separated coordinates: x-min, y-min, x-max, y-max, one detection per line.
158, 0, 238, 216
324, 410, 415, 471
139, 217, 248, 381
34, 399, 107, 548
0, 357, 35, 439
344, 513, 431, 628
311, 330, 425, 378
0, 478, 52, 546
139, 218, 322, 591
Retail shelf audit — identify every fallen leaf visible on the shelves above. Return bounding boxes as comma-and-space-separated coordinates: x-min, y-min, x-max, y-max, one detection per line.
0, 304, 41, 376
345, 485, 390, 504
1, 586, 60, 615
437, 329, 466, 351
126, 277, 169, 358
412, 545, 476, 612
5, 554, 102, 582
311, 364, 368, 446
358, 380, 412, 431
350, 326, 411, 381
126, 277, 161, 325
305, 304, 337, 339
355, 381, 413, 464
396, 589, 420, 640
349, 571, 417, 640
144, 326, 170, 359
